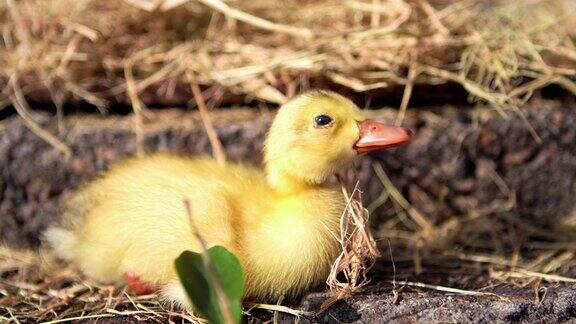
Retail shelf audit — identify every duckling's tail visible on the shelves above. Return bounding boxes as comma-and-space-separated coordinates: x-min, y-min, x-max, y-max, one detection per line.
44, 227, 77, 261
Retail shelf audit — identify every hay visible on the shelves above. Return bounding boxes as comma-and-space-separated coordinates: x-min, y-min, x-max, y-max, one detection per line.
324, 178, 380, 308
0, 247, 202, 323
373, 161, 576, 290
0, 0, 574, 111
2, 0, 574, 154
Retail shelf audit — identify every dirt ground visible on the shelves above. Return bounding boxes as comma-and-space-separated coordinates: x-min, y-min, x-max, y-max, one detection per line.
1, 101, 576, 322
1, 252, 574, 323
2, 100, 576, 247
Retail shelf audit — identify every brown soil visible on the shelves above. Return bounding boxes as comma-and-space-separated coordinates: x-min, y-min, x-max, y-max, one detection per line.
0, 250, 574, 323
1, 101, 576, 248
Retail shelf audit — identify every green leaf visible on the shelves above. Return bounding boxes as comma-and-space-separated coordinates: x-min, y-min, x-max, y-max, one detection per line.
174, 246, 245, 324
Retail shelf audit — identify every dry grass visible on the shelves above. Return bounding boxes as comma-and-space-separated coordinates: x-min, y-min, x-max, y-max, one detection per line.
1, 0, 574, 109
372, 162, 576, 290
1, 142, 575, 321
2, 240, 574, 322
323, 178, 380, 309
1, 0, 575, 154
0, 247, 203, 323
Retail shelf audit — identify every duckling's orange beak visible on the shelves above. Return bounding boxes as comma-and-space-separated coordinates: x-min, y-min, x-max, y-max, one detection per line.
354, 120, 413, 154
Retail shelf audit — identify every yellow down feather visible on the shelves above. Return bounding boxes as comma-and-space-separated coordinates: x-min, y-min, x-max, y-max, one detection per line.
46, 90, 369, 306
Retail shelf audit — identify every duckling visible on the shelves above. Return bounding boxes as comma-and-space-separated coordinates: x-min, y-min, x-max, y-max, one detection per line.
46, 90, 412, 307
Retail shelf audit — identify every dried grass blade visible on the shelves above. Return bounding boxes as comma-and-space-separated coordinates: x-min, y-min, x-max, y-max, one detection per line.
198, 0, 313, 39
8, 76, 71, 158
324, 177, 380, 309
186, 71, 226, 165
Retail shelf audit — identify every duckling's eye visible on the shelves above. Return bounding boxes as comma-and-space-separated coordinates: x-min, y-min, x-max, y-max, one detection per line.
314, 115, 333, 128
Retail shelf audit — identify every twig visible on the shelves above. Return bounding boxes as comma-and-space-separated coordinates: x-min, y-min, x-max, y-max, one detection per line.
350, 1, 411, 39
494, 269, 576, 283
187, 71, 226, 166
245, 303, 314, 317
6, 0, 31, 59
371, 0, 381, 28
345, 0, 390, 13
327, 72, 388, 92
64, 82, 109, 115
197, 0, 313, 39
373, 164, 433, 232
125, 60, 146, 157
109, 57, 181, 96
124, 0, 315, 42
272, 296, 282, 324
387, 238, 399, 303
8, 76, 72, 158
391, 280, 505, 298
395, 56, 418, 126
509, 104, 542, 144
420, 65, 509, 116
124, 0, 189, 11
183, 199, 235, 324
419, 0, 450, 35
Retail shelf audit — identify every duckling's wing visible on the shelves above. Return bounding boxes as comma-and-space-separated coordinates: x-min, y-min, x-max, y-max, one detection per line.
47, 154, 265, 286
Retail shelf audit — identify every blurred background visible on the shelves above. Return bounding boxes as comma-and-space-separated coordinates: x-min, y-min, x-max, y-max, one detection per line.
1, 0, 575, 322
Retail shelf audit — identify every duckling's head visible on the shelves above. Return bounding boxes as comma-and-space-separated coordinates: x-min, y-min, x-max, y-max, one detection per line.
265, 90, 412, 190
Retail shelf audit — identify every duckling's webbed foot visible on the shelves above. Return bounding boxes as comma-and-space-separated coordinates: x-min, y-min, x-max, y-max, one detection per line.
123, 273, 160, 295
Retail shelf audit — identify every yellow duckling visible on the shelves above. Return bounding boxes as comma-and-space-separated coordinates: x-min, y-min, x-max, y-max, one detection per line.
46, 90, 411, 306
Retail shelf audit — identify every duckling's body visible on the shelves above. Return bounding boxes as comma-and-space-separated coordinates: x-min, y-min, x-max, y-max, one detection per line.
47, 90, 412, 307
50, 155, 343, 302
